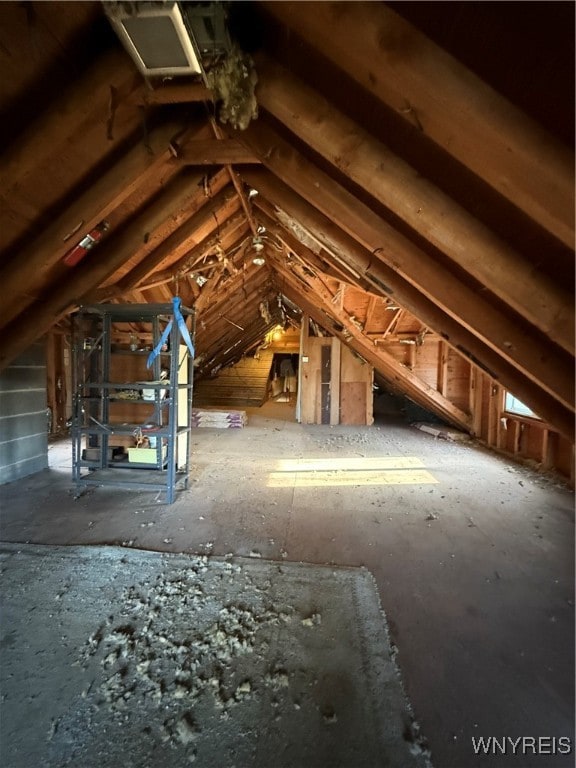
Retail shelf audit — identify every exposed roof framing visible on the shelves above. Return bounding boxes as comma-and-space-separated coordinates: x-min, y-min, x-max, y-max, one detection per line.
0, 1, 573, 441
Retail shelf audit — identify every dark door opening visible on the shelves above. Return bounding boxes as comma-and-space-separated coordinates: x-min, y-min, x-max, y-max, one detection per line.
270, 353, 299, 404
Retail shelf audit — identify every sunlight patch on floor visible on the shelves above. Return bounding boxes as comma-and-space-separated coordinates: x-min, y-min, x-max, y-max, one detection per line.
268, 456, 438, 487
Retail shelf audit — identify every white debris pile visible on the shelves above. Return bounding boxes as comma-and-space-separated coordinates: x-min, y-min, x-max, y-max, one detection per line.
74, 555, 320, 760
2, 544, 431, 768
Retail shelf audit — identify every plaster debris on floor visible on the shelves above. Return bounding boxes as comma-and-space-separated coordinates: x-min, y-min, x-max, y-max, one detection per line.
0, 544, 431, 768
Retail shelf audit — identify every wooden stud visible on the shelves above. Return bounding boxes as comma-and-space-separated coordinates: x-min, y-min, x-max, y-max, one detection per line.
241, 167, 574, 438
238, 124, 574, 410
330, 336, 341, 425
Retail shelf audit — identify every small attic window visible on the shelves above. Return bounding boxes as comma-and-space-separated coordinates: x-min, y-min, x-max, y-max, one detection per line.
504, 392, 540, 420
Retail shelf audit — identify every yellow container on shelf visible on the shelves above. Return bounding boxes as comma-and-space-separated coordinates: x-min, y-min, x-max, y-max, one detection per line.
128, 446, 167, 464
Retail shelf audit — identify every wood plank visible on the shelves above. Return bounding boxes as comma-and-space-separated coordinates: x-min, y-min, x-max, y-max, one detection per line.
0, 173, 208, 371
471, 367, 483, 438
242, 167, 574, 437
330, 337, 341, 425
0, 48, 138, 195
437, 341, 448, 397
264, 2, 574, 247
238, 129, 574, 411
127, 83, 213, 105
0, 120, 203, 329
177, 140, 261, 166
340, 382, 368, 426
364, 296, 378, 334
254, 58, 574, 354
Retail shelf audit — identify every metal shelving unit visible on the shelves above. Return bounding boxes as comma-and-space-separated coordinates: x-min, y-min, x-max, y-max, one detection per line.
71, 303, 195, 503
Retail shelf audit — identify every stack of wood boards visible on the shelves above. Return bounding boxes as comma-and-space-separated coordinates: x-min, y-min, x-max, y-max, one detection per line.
193, 352, 274, 407
191, 408, 247, 429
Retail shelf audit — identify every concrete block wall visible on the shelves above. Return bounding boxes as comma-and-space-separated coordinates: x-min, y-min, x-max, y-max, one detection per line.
0, 341, 48, 484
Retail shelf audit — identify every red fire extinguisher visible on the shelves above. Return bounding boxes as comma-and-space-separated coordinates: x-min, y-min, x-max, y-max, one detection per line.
62, 221, 109, 267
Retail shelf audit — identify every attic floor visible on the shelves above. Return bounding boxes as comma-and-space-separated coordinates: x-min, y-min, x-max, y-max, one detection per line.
1, 402, 574, 768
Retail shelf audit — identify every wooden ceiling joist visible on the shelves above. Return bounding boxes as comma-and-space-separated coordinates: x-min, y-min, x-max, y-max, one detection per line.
255, 57, 574, 355
241, 169, 574, 438
0, 171, 212, 370
126, 82, 213, 106
275, 258, 471, 431
0, 120, 207, 330
178, 139, 261, 166
264, 1, 575, 248
238, 128, 574, 412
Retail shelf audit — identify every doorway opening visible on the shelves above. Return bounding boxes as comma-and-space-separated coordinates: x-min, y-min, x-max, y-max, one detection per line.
269, 353, 299, 404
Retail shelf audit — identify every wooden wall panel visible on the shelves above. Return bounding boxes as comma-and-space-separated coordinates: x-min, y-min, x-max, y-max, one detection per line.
412, 340, 440, 389
300, 337, 325, 424
554, 437, 574, 482
340, 344, 373, 425
300, 335, 373, 425
467, 368, 573, 484
444, 349, 471, 413
341, 382, 367, 425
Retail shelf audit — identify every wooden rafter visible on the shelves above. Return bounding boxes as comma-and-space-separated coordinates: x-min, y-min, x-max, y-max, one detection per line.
237, 128, 574, 411
135, 216, 250, 293
254, 57, 574, 355
0, 48, 139, 198
0, 121, 210, 329
0, 171, 212, 370
271, 253, 472, 430
87, 171, 234, 302
264, 1, 574, 248
241, 170, 574, 438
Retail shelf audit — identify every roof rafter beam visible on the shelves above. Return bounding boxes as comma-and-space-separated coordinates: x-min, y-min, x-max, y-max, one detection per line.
196, 267, 270, 329
0, 121, 211, 330
240, 168, 573, 439
195, 281, 275, 363
0, 171, 211, 370
87, 170, 234, 302
0, 48, 140, 195
272, 253, 471, 430
136, 216, 250, 292
237, 125, 574, 411
254, 57, 574, 355
263, 2, 574, 247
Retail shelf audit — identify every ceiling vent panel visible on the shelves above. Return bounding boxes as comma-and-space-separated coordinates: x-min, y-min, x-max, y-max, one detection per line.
104, 2, 230, 78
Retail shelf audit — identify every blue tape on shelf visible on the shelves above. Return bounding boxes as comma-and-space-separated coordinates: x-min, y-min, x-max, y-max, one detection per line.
147, 297, 195, 368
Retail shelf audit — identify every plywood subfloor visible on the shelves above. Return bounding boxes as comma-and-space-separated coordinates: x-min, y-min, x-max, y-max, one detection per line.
0, 404, 574, 767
